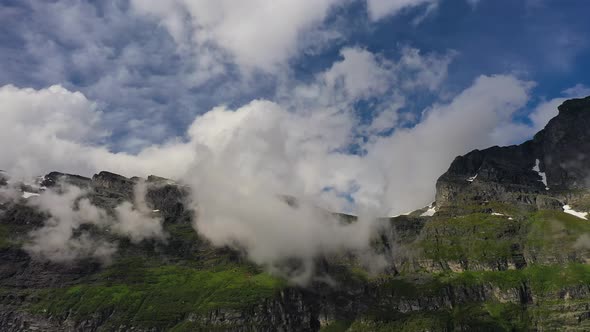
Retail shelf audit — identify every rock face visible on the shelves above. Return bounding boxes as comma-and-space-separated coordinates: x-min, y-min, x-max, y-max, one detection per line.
0, 172, 7, 187
535, 96, 590, 190
91, 171, 137, 200
436, 96, 590, 211
41, 171, 92, 189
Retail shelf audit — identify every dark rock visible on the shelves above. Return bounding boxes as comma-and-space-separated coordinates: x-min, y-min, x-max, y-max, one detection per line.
145, 182, 190, 224
91, 171, 137, 196
0, 248, 100, 289
534, 96, 590, 190
0, 202, 46, 231
41, 171, 91, 189
436, 96, 590, 209
0, 171, 7, 187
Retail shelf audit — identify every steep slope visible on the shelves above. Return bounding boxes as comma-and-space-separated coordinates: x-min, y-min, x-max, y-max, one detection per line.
436, 96, 590, 213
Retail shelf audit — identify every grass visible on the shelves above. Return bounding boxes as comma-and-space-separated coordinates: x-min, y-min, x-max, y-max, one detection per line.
416, 208, 590, 268
525, 210, 590, 257
15, 205, 590, 330
418, 213, 520, 264
320, 320, 353, 332
31, 258, 286, 329
0, 224, 10, 249
348, 302, 531, 331
436, 263, 590, 296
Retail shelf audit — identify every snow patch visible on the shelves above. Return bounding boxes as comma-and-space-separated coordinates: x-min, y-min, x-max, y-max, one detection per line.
420, 203, 436, 217
491, 212, 504, 216
391, 211, 412, 218
532, 159, 549, 190
152, 209, 160, 212
22, 191, 39, 199
563, 205, 588, 220
467, 174, 478, 182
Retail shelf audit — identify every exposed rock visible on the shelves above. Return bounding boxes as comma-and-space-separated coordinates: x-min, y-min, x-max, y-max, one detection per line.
145, 181, 190, 224
0, 171, 7, 187
436, 96, 590, 210
40, 172, 91, 189
91, 171, 136, 199
535, 96, 590, 190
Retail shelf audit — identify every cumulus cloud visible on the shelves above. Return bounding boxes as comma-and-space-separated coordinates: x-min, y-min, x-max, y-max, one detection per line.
6, 1, 271, 150
0, 74, 542, 219
180, 101, 384, 282
355, 74, 534, 215
0, 84, 199, 179
130, 0, 343, 73
297, 46, 453, 103
0, 85, 106, 177
0, 58, 573, 280
490, 84, 590, 146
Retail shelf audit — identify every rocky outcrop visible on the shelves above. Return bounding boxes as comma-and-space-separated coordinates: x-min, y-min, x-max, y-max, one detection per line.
91, 171, 137, 200
436, 96, 590, 210
0, 248, 100, 289
534, 96, 590, 190
0, 171, 7, 187
41, 171, 92, 189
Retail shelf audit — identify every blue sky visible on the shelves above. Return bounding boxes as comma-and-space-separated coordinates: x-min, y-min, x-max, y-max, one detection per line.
1, 0, 589, 214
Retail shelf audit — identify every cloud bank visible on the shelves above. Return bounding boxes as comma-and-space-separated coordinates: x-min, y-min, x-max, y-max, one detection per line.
0, 72, 570, 278
1, 73, 580, 216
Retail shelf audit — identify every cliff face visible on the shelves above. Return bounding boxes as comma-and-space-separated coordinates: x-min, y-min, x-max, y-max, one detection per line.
1, 97, 590, 331
436, 96, 590, 212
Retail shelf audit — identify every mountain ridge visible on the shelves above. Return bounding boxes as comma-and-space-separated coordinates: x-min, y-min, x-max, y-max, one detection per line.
1, 96, 590, 331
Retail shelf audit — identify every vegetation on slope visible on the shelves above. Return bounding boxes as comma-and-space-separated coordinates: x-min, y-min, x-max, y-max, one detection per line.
31, 257, 286, 330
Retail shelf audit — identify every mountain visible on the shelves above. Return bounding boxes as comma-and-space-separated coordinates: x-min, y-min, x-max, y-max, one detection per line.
436, 96, 590, 213
1, 96, 590, 331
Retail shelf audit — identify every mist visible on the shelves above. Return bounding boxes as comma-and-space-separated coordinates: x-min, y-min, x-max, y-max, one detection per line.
113, 180, 168, 244
21, 180, 167, 264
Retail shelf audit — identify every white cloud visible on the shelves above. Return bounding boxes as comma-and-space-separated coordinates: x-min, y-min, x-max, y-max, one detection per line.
358, 75, 534, 215
322, 48, 391, 100
0, 74, 561, 280
23, 180, 167, 263
130, 0, 342, 73
563, 84, 590, 98
290, 46, 453, 117
0, 72, 536, 219
24, 185, 116, 263
490, 84, 590, 146
113, 180, 167, 244
366, 0, 438, 21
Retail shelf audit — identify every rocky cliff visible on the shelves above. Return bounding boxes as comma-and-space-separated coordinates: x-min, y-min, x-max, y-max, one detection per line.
1, 96, 590, 331
436, 96, 590, 213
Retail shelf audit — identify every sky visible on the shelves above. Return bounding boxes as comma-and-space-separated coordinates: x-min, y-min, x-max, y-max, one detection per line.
1, 0, 590, 216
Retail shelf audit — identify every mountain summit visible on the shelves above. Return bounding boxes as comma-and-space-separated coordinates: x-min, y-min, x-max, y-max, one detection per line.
437, 96, 590, 212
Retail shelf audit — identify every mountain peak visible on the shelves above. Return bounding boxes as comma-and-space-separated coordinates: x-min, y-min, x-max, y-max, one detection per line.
557, 95, 590, 114
436, 95, 590, 213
